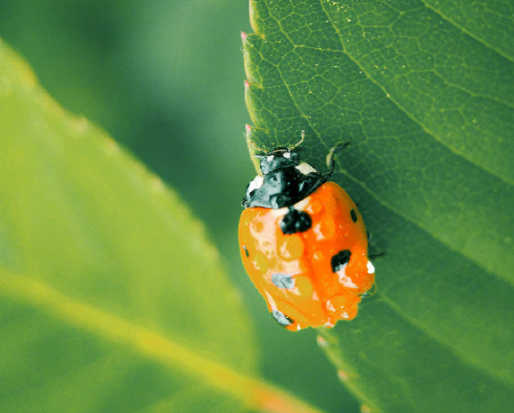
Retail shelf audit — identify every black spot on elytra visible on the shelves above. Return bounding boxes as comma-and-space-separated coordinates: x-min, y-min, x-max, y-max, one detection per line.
331, 250, 352, 272
272, 310, 294, 327
350, 209, 357, 223
271, 273, 295, 289
242, 245, 249, 257
280, 206, 311, 234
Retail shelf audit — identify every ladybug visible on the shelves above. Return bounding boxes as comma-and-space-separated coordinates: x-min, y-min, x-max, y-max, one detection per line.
239, 132, 375, 331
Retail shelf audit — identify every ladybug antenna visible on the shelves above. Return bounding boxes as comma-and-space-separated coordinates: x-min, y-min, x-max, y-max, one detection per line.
289, 130, 305, 151
326, 141, 351, 176
250, 140, 268, 153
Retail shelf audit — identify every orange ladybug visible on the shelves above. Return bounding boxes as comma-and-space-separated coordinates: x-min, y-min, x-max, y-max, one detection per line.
239, 133, 375, 331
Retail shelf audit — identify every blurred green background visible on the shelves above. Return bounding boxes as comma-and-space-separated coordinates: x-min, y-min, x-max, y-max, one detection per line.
0, 1, 358, 412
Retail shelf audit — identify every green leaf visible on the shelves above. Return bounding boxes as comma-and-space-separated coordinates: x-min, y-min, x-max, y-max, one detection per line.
0, 38, 329, 413
0, 37, 250, 412
243, 1, 514, 412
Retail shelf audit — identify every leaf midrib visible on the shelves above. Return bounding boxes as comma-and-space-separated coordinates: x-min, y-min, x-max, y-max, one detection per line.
325, 168, 514, 392
340, 167, 511, 285
377, 295, 514, 388
0, 268, 327, 413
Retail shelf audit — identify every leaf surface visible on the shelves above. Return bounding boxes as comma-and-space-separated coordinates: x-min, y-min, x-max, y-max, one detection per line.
243, 1, 514, 412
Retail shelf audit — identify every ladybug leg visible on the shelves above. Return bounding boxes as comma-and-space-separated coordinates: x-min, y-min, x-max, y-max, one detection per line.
325, 141, 351, 177
367, 231, 386, 260
369, 252, 386, 260
288, 130, 305, 150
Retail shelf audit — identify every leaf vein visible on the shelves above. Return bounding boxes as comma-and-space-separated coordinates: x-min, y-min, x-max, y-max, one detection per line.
420, 0, 514, 64
377, 295, 514, 387
339, 168, 512, 286
318, 0, 514, 188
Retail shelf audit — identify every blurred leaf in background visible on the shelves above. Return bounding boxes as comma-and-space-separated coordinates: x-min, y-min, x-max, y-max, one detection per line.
0, 35, 258, 412
0, 1, 354, 413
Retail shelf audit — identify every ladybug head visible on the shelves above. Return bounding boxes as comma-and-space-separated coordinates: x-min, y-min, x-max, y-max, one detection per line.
243, 130, 327, 209
253, 130, 306, 175
255, 148, 301, 175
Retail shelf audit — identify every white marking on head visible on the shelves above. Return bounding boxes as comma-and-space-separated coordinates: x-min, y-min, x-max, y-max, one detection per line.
247, 175, 264, 196
297, 324, 302, 331
296, 162, 318, 175
267, 155, 274, 162
283, 152, 291, 159
367, 260, 375, 274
